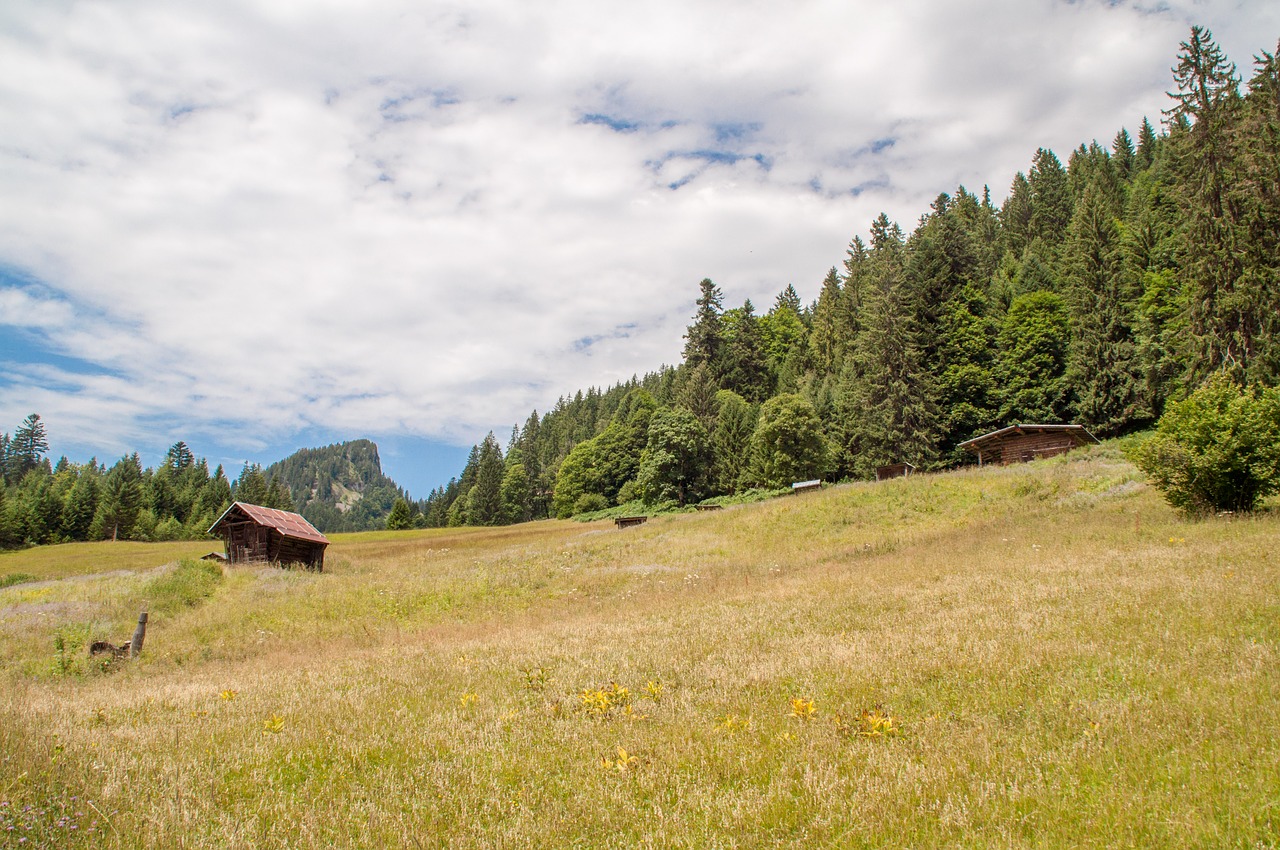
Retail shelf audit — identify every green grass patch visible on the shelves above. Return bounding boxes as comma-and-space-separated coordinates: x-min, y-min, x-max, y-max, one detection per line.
143, 557, 224, 615
0, 571, 37, 588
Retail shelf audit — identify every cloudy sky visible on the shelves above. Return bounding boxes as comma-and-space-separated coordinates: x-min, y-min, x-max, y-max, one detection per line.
1, 0, 1277, 496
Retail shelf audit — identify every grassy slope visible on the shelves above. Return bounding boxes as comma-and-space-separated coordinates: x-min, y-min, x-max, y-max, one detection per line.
1, 444, 1277, 848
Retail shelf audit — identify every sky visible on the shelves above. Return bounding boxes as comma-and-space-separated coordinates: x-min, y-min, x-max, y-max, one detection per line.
2, 0, 1278, 498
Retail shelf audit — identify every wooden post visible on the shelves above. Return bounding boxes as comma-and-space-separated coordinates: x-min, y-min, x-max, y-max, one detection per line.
130, 611, 148, 658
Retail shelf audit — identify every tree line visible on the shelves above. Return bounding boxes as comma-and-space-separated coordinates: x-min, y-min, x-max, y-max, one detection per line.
0, 414, 293, 548
394, 28, 1280, 529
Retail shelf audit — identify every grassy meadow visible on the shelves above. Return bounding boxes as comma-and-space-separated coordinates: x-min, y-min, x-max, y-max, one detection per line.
1, 444, 1278, 848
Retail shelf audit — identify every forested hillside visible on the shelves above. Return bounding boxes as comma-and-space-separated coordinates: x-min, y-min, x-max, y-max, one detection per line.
410, 29, 1280, 528
265, 440, 408, 533
0, 427, 409, 546
0, 421, 300, 547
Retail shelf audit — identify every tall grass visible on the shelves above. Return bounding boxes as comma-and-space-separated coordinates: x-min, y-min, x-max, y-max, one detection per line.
1, 445, 1276, 848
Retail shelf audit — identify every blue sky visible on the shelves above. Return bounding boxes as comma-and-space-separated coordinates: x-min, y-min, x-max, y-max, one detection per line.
2, 0, 1278, 498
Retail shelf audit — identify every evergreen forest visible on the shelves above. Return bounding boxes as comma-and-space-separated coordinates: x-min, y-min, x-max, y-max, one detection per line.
0, 416, 294, 548
405, 29, 1280, 528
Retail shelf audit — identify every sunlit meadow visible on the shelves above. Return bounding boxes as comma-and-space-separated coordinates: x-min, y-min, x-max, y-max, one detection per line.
2, 444, 1277, 848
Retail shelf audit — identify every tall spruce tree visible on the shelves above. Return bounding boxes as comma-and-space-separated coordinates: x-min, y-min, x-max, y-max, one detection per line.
710, 390, 756, 494
1165, 27, 1271, 383
466, 432, 505, 526
720, 299, 771, 402
807, 267, 849, 376
95, 454, 143, 541
995, 291, 1073, 424
842, 214, 939, 476
683, 278, 725, 375
7, 414, 49, 483
1064, 165, 1145, 435
1028, 148, 1074, 261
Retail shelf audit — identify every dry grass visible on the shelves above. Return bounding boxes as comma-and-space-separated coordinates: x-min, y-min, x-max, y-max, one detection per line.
2, 445, 1278, 848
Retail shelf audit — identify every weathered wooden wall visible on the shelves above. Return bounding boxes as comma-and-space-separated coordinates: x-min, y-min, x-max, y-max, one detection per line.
220, 520, 324, 570
994, 432, 1081, 464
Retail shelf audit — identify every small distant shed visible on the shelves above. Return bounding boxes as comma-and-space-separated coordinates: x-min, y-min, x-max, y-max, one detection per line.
208, 502, 330, 571
876, 462, 916, 481
200, 551, 227, 562
958, 424, 1099, 467
792, 480, 822, 494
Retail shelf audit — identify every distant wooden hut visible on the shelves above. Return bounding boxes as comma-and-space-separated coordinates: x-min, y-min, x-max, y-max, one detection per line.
208, 502, 330, 571
876, 462, 916, 481
791, 480, 822, 494
958, 424, 1099, 467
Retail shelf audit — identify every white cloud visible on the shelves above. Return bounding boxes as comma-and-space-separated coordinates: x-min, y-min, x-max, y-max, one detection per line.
1, 0, 1278, 482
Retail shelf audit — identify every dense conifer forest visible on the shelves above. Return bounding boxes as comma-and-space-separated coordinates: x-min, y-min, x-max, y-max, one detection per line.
403, 29, 1280, 528
3, 28, 1277, 543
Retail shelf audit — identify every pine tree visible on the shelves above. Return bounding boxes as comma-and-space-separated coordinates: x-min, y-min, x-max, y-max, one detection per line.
1000, 172, 1034, 259
1112, 128, 1136, 183
1228, 41, 1280, 382
385, 498, 413, 530
60, 467, 99, 541
1063, 168, 1145, 435
683, 278, 725, 374
265, 475, 295, 511
94, 454, 143, 541
233, 464, 270, 506
1028, 148, 1074, 257
720, 299, 771, 402
841, 214, 939, 476
710, 390, 756, 494
807, 267, 849, 376
1165, 27, 1268, 382
1136, 117, 1159, 170
760, 285, 808, 391
995, 291, 1073, 424
675, 362, 719, 427
6, 414, 49, 483
465, 433, 505, 525
167, 441, 195, 470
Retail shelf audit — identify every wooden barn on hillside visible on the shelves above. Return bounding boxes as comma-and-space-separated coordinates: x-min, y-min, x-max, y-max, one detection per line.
876, 462, 916, 481
958, 424, 1099, 467
208, 502, 330, 571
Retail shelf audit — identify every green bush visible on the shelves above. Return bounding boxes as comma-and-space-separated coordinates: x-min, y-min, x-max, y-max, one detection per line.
572, 493, 609, 515
1132, 374, 1280, 514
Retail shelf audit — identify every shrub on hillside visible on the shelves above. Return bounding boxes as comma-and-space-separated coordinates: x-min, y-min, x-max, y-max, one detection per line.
1132, 374, 1280, 514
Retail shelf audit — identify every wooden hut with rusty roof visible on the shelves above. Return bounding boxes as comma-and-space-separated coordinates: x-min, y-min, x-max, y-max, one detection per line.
958, 423, 1099, 467
208, 502, 330, 571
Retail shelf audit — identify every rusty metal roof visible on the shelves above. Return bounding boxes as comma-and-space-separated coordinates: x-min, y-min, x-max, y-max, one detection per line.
958, 423, 1100, 452
208, 502, 330, 545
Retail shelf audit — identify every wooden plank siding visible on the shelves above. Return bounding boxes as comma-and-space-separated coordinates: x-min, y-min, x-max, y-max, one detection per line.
208, 502, 329, 571
958, 424, 1099, 467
